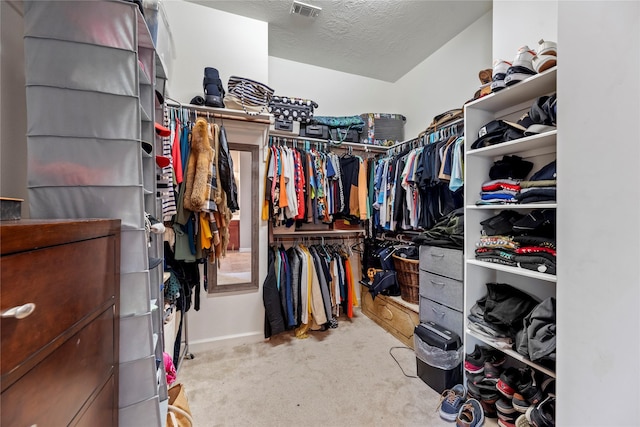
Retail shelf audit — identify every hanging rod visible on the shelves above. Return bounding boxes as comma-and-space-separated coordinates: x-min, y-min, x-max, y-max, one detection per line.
269, 130, 387, 153
165, 101, 271, 124
386, 117, 465, 151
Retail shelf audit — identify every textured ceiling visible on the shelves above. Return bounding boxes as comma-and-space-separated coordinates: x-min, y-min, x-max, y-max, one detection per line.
186, 0, 492, 82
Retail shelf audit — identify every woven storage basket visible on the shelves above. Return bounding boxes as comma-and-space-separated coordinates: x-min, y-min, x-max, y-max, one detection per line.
392, 254, 420, 304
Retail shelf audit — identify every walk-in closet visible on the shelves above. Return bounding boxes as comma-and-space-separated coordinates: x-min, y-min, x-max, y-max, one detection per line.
1, 1, 638, 427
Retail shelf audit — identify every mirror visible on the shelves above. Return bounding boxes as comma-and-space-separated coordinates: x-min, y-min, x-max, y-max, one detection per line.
207, 142, 259, 293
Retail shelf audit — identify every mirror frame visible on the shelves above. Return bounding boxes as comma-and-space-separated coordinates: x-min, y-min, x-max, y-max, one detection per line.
207, 142, 259, 294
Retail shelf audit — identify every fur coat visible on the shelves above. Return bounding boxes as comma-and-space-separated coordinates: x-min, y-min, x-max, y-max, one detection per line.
183, 118, 214, 212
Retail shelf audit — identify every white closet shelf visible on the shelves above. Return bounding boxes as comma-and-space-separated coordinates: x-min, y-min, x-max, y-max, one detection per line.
466, 203, 557, 210
466, 259, 557, 282
467, 131, 557, 157
465, 67, 557, 112
466, 329, 556, 378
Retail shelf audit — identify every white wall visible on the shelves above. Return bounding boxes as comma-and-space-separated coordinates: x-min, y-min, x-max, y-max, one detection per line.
396, 11, 492, 138
163, 0, 268, 103
492, 0, 557, 64
0, 1, 28, 218
555, 2, 640, 425
268, 57, 397, 116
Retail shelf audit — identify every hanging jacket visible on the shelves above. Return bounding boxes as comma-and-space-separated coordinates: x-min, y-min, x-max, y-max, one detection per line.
217, 125, 239, 212
264, 247, 285, 338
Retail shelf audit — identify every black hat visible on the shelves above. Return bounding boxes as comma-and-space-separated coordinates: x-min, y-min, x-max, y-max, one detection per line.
471, 119, 526, 149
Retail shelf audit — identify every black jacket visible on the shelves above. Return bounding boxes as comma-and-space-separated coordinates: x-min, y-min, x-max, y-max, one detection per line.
263, 247, 285, 338
218, 126, 239, 212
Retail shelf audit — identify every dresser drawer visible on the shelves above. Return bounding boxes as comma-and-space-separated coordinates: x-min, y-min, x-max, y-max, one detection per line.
419, 270, 463, 311
361, 285, 419, 348
419, 296, 463, 338
419, 246, 463, 281
1, 307, 116, 427
1, 235, 117, 378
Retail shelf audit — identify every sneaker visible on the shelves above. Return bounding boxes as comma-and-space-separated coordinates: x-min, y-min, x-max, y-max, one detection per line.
498, 420, 516, 427
467, 378, 500, 419
540, 378, 555, 398
516, 414, 532, 427
532, 54, 556, 73
512, 369, 543, 413
536, 39, 557, 56
491, 59, 512, 92
456, 398, 485, 427
483, 361, 502, 380
464, 345, 486, 374
504, 46, 537, 86
526, 396, 555, 427
497, 367, 521, 398
496, 398, 518, 419
438, 384, 467, 422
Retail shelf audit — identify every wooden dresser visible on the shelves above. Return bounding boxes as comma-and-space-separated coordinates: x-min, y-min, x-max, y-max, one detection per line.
1, 219, 121, 427
361, 284, 419, 349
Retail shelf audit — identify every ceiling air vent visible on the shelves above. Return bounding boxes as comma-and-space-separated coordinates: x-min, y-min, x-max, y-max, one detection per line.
290, 0, 322, 18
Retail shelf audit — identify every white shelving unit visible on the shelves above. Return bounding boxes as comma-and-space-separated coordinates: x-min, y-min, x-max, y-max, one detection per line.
463, 68, 558, 380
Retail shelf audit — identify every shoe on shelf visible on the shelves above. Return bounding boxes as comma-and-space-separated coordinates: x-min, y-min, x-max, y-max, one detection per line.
504, 46, 537, 86
496, 397, 518, 420
438, 384, 467, 422
532, 54, 557, 73
536, 39, 557, 56
516, 414, 533, 427
483, 360, 502, 380
456, 398, 485, 427
540, 378, 555, 398
498, 419, 516, 427
497, 367, 522, 398
512, 368, 543, 413
525, 396, 555, 427
464, 344, 486, 374
491, 59, 512, 93
467, 378, 500, 419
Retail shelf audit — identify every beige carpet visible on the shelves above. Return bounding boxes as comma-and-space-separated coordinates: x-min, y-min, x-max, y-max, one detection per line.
175, 311, 482, 427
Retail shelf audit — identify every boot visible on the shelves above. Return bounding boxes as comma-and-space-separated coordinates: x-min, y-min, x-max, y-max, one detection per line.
203, 67, 225, 108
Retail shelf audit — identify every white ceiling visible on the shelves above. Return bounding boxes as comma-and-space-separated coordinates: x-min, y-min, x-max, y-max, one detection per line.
186, 0, 492, 82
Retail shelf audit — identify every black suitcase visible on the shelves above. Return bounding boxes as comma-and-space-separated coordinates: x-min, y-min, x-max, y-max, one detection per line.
300, 123, 329, 139
329, 127, 361, 143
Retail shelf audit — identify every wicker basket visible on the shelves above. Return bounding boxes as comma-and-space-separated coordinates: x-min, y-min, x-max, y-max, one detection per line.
392, 254, 420, 304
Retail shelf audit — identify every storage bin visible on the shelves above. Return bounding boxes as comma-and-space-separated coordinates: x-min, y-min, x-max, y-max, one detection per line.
119, 356, 158, 407
120, 312, 153, 363
120, 272, 151, 316
392, 254, 420, 304
28, 186, 145, 231
360, 113, 406, 145
299, 123, 329, 139
414, 321, 462, 393
28, 137, 143, 187
26, 86, 140, 140
119, 395, 161, 427
419, 295, 463, 338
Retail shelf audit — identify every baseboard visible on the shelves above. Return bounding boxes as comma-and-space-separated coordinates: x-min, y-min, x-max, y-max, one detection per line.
187, 331, 264, 353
